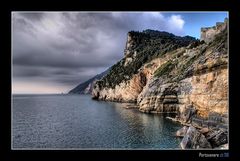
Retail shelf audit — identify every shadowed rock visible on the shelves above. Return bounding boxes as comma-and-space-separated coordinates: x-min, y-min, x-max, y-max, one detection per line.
205, 129, 228, 148
180, 126, 212, 149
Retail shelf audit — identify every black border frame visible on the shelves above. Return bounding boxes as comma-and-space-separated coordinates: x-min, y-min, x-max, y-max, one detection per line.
1, 0, 239, 160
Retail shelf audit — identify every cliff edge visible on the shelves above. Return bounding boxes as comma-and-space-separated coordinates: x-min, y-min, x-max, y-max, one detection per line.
92, 19, 228, 149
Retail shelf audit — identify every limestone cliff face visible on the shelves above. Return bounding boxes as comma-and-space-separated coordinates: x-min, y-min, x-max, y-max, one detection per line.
92, 72, 146, 102
137, 19, 228, 122
124, 32, 138, 57
91, 20, 228, 149
183, 68, 228, 117
92, 59, 159, 102
92, 20, 228, 123
92, 30, 196, 102
138, 65, 228, 116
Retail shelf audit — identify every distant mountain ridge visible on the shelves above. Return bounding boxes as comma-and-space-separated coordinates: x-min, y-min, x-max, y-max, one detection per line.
68, 68, 110, 94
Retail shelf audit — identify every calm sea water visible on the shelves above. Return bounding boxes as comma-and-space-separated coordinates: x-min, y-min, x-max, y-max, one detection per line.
12, 94, 182, 149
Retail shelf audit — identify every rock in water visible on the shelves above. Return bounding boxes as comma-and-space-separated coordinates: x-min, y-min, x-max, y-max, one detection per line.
88, 19, 228, 149
180, 126, 212, 149
176, 126, 189, 137
205, 129, 228, 148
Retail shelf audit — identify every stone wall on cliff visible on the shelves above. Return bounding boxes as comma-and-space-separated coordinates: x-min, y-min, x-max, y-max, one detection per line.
200, 18, 228, 43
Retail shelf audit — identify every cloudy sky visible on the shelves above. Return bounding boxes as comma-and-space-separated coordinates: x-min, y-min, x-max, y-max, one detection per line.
12, 12, 228, 94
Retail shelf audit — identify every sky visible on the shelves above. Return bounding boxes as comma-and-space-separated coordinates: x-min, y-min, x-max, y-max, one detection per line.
12, 12, 228, 94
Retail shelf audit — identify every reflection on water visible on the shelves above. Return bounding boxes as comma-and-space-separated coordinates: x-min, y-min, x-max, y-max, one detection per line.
13, 94, 182, 149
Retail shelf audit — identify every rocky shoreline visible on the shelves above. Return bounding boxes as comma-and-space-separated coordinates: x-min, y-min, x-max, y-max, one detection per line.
123, 102, 228, 149
166, 104, 228, 149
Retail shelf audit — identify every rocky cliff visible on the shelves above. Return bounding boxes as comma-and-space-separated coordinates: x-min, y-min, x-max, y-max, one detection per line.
92, 20, 228, 149
93, 20, 228, 116
92, 29, 197, 102
138, 20, 228, 116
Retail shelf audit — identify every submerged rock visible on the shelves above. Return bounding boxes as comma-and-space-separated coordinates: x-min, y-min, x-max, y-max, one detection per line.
176, 126, 188, 137
180, 126, 212, 149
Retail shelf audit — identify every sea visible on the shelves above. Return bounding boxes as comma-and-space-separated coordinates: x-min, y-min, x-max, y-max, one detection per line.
12, 94, 182, 149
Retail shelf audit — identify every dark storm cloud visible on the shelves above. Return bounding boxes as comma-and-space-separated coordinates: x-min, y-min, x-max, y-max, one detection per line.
12, 12, 186, 91
13, 50, 116, 68
13, 64, 101, 87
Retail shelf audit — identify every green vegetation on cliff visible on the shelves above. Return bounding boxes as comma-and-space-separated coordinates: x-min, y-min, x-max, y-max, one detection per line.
153, 24, 228, 83
154, 60, 175, 77
96, 30, 197, 89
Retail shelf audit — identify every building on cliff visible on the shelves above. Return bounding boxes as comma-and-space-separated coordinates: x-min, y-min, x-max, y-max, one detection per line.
200, 18, 228, 43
